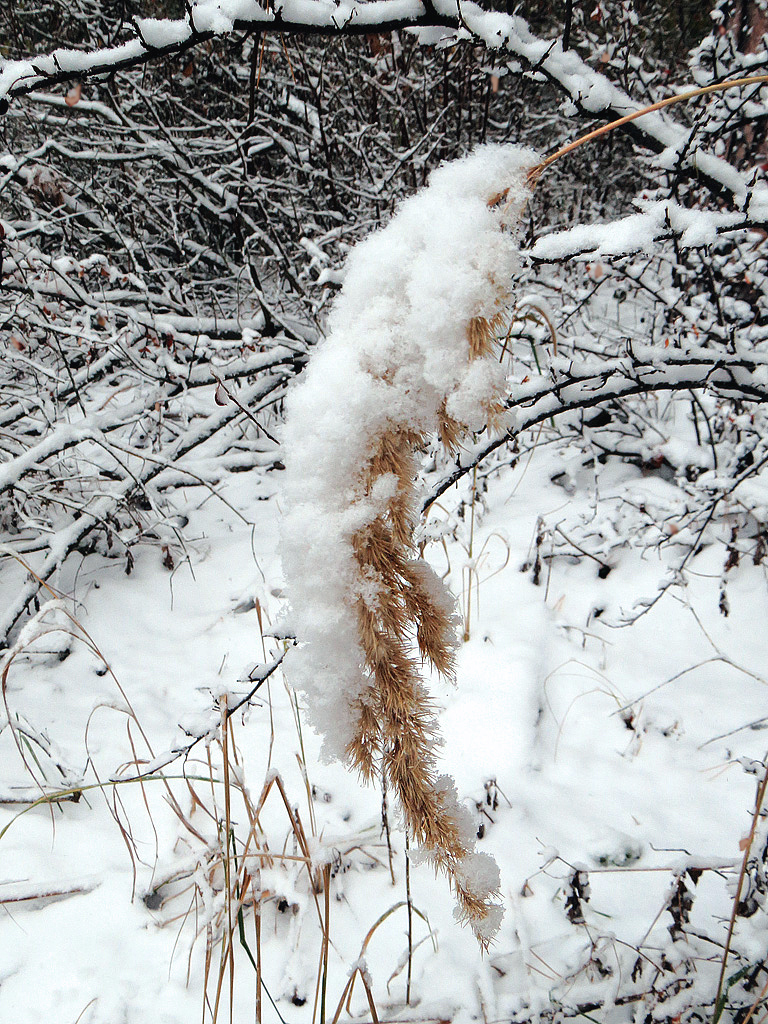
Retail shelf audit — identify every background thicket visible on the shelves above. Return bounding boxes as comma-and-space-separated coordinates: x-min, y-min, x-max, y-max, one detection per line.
3, 2, 768, 1022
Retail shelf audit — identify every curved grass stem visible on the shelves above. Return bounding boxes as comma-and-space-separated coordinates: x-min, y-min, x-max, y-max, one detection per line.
531, 74, 768, 184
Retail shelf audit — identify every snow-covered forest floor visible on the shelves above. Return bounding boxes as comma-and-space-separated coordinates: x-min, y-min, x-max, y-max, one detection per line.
4, 2, 768, 1022
2, 376, 766, 1024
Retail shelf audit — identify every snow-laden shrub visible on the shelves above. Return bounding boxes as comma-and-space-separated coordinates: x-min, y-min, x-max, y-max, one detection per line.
281, 144, 536, 944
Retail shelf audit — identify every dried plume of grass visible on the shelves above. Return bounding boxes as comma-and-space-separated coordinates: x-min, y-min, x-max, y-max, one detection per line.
346, 309, 515, 945
283, 147, 538, 946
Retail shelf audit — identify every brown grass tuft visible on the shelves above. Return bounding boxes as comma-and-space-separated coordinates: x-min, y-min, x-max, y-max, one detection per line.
468, 313, 505, 360
337, 177, 525, 944
437, 404, 464, 452
349, 372, 506, 939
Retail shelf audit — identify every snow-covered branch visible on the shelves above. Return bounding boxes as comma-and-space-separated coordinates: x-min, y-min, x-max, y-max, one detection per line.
426, 345, 768, 509
529, 200, 768, 261
3, 0, 767, 209
0, 0, 450, 104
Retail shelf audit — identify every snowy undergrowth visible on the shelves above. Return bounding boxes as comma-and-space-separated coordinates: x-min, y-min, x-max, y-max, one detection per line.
1, 425, 766, 1024
2, 147, 768, 1024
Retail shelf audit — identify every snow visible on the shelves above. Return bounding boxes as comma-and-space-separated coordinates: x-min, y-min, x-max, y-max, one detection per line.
1, 0, 766, 229
1, 400, 763, 1022
133, 18, 193, 49
3, 14, 768, 1024
530, 200, 746, 260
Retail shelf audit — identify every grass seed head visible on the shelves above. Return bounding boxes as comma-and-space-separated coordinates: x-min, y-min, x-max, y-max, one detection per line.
284, 145, 537, 944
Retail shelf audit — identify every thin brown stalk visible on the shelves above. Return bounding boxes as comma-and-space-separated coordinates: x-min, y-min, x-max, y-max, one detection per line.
360, 969, 381, 1024
253, 873, 262, 1024
331, 971, 357, 1024
738, 973, 768, 1024
322, 864, 331, 1024
533, 74, 768, 184
405, 829, 413, 1006
714, 763, 768, 1021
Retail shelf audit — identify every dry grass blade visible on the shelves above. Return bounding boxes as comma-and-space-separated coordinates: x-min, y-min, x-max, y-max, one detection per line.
713, 762, 768, 1024
532, 74, 768, 183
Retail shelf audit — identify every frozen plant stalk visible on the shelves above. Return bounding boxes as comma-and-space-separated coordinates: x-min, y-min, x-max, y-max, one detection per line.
281, 144, 536, 945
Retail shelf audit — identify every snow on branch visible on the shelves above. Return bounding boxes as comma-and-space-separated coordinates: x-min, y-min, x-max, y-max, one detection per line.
2, 0, 766, 208
0, 366, 289, 648
0, 0, 447, 104
529, 200, 768, 262
0, 223, 300, 648
425, 345, 768, 510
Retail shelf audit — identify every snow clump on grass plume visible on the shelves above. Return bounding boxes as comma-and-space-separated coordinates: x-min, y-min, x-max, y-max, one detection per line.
281, 144, 537, 946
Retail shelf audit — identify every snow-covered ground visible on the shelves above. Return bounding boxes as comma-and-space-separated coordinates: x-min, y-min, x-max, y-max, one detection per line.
2, 418, 765, 1023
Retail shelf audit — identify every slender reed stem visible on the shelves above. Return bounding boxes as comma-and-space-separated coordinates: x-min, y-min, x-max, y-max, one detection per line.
532, 74, 768, 183
713, 764, 768, 1023
463, 467, 478, 643
404, 829, 414, 1006
382, 776, 396, 886
321, 863, 331, 1024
